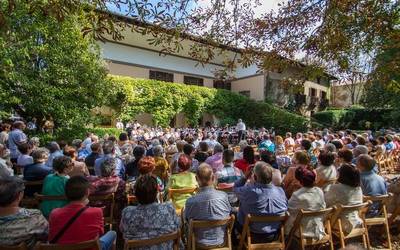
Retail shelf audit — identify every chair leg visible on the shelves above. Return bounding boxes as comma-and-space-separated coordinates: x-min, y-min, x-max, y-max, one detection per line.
365, 225, 371, 250
362, 234, 368, 249
385, 221, 392, 250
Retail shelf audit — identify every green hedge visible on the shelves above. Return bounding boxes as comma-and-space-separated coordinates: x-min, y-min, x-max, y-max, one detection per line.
312, 108, 396, 130
107, 76, 309, 134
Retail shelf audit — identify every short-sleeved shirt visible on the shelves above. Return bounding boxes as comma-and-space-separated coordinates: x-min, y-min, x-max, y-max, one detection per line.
0, 208, 48, 248
40, 174, 69, 218
8, 129, 27, 159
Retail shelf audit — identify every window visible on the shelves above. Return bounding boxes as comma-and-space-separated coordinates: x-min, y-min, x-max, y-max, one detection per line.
320, 91, 327, 99
149, 70, 174, 82
239, 91, 251, 98
213, 80, 231, 90
309, 88, 317, 97
184, 76, 204, 86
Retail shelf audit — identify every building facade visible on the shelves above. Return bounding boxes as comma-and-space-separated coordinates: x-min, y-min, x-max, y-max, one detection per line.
97, 15, 334, 125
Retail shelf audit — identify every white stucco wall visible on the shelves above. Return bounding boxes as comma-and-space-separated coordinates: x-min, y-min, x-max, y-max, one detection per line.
231, 75, 265, 101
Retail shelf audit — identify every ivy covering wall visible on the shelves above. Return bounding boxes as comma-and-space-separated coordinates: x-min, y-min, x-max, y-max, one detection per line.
107, 76, 309, 133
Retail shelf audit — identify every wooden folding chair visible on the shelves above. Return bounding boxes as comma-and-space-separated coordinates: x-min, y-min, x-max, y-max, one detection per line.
20, 180, 44, 208
363, 194, 393, 250
89, 193, 115, 230
388, 205, 400, 230
1, 242, 28, 250
168, 187, 197, 215
34, 193, 67, 202
286, 208, 334, 250
124, 230, 180, 250
35, 238, 101, 250
330, 202, 371, 249
188, 215, 235, 250
238, 214, 287, 250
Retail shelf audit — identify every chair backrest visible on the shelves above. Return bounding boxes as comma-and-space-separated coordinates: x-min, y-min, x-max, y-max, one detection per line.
34, 193, 67, 201
363, 193, 392, 217
167, 187, 197, 201
331, 202, 371, 226
1, 243, 28, 250
239, 214, 287, 250
89, 193, 115, 224
35, 239, 101, 250
288, 207, 334, 247
189, 215, 235, 250
127, 193, 163, 205
124, 230, 180, 250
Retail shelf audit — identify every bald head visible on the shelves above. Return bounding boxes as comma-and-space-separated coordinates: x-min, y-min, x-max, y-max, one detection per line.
196, 163, 214, 187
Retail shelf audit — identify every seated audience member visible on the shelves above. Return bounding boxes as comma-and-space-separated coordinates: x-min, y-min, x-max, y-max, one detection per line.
120, 143, 134, 166
0, 143, 13, 178
234, 140, 248, 160
182, 143, 199, 172
285, 166, 326, 239
171, 140, 186, 174
153, 145, 170, 185
283, 151, 311, 198
357, 154, 387, 196
46, 142, 63, 168
216, 149, 243, 205
234, 145, 255, 173
194, 141, 209, 164
23, 148, 52, 196
136, 156, 164, 191
337, 149, 353, 167
49, 176, 116, 250
165, 137, 178, 155
120, 175, 181, 249
85, 142, 102, 175
95, 141, 125, 178
205, 143, 224, 173
234, 162, 288, 243
126, 145, 146, 180
301, 139, 318, 167
325, 164, 363, 234
260, 150, 282, 186
0, 176, 48, 248
40, 156, 72, 218
168, 154, 197, 209
185, 164, 231, 247
63, 146, 89, 177
258, 134, 275, 153
88, 158, 125, 197
17, 143, 33, 167
275, 136, 286, 155
315, 150, 337, 192
146, 139, 160, 157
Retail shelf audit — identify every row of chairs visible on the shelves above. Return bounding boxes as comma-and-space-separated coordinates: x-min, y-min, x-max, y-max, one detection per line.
375, 150, 400, 174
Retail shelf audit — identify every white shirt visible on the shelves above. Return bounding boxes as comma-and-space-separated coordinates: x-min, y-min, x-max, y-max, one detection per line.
236, 122, 246, 131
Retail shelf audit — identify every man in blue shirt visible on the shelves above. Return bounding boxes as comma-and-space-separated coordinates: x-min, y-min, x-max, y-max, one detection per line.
184, 163, 231, 247
234, 162, 287, 242
46, 142, 63, 168
357, 154, 387, 196
258, 135, 275, 153
94, 141, 125, 179
8, 121, 28, 162
23, 148, 52, 196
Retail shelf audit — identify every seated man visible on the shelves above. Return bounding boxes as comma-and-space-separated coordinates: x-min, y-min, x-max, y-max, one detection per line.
95, 141, 125, 178
23, 148, 52, 196
357, 154, 387, 216
234, 162, 288, 243
216, 149, 243, 206
48, 176, 116, 250
0, 176, 48, 248
184, 163, 231, 247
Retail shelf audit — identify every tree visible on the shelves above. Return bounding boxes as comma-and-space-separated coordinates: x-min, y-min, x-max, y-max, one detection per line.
0, 2, 109, 127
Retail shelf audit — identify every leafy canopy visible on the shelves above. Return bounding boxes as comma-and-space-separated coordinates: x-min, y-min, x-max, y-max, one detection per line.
0, 2, 109, 127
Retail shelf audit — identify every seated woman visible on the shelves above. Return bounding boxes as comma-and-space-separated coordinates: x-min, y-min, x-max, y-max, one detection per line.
315, 150, 337, 192
153, 145, 170, 186
285, 166, 326, 239
120, 175, 181, 249
126, 145, 146, 180
234, 145, 255, 173
325, 164, 363, 234
0, 176, 48, 249
63, 146, 89, 177
40, 156, 72, 218
283, 151, 312, 198
168, 154, 197, 209
275, 136, 286, 155
194, 141, 209, 164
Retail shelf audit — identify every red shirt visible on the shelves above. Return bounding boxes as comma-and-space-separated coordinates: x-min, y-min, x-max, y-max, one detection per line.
48, 203, 104, 244
234, 159, 253, 173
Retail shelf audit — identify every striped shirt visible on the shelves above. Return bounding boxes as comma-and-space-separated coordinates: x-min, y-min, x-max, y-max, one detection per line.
216, 164, 243, 205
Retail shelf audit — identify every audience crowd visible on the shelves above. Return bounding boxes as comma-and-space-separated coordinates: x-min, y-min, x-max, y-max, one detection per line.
0, 120, 400, 249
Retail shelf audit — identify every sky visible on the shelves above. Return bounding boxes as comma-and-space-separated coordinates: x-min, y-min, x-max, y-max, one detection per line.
197, 0, 284, 16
